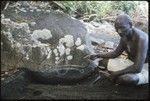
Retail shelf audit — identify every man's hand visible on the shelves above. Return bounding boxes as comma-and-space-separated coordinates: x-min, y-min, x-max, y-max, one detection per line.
84, 54, 98, 60
99, 70, 119, 83
108, 71, 119, 83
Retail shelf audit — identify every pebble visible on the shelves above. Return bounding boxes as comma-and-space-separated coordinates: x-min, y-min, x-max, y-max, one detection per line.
20, 8, 27, 12
46, 10, 50, 13
1, 42, 3, 46
30, 9, 34, 12
1, 78, 5, 80
30, 22, 36, 26
36, 9, 41, 12
5, 72, 8, 75
115, 83, 119, 86
114, 91, 118, 93
1, 14, 5, 19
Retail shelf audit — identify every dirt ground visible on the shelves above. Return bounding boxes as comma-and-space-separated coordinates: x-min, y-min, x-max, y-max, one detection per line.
1, 69, 149, 100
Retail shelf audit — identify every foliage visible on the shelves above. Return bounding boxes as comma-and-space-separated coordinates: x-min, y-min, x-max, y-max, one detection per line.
54, 1, 147, 20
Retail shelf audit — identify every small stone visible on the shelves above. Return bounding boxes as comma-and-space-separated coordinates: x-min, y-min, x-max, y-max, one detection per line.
98, 66, 106, 69
16, 69, 19, 72
1, 42, 3, 46
1, 78, 5, 80
46, 10, 50, 13
5, 72, 8, 75
19, 8, 27, 12
15, 9, 18, 13
16, 42, 21, 47
55, 57, 59, 61
30, 22, 36, 26
55, 61, 58, 64
1, 14, 5, 19
36, 9, 41, 12
115, 83, 119, 86
77, 44, 85, 51
115, 91, 118, 93
30, 9, 34, 12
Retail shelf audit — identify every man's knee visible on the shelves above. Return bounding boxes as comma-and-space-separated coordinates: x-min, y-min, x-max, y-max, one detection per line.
116, 74, 139, 85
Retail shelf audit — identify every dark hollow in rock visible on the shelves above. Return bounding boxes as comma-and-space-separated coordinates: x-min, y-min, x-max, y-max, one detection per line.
24, 63, 99, 85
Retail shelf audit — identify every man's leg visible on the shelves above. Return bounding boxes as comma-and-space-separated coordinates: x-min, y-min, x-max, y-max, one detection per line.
116, 74, 139, 85
116, 63, 148, 85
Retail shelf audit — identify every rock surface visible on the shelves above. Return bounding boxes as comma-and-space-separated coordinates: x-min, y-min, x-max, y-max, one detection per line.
1, 1, 90, 72
1, 1, 121, 72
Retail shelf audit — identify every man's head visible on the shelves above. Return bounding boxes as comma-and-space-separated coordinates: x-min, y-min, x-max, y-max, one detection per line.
115, 14, 132, 38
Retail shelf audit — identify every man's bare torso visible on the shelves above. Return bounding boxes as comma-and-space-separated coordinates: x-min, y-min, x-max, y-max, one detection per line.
122, 27, 148, 63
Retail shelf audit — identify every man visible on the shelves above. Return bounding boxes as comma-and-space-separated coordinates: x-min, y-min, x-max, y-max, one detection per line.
88, 14, 148, 85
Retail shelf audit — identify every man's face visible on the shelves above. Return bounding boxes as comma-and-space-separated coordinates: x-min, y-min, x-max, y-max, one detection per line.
115, 23, 131, 38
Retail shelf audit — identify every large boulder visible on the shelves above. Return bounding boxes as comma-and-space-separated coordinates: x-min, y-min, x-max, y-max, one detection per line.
1, 1, 121, 73
1, 1, 91, 72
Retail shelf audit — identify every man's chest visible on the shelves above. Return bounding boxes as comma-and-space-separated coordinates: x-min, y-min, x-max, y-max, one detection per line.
125, 40, 137, 54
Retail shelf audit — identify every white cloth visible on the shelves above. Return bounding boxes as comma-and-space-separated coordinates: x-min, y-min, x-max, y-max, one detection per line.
107, 58, 149, 85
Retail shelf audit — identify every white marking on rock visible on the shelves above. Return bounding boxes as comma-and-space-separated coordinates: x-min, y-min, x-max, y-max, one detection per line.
65, 48, 71, 55
31, 29, 52, 42
77, 44, 85, 51
59, 35, 74, 48
53, 48, 58, 56
25, 54, 29, 60
67, 55, 73, 60
19, 23, 30, 33
75, 37, 82, 46
46, 48, 52, 59
30, 22, 36, 26
57, 44, 65, 56
55, 57, 59, 61
1, 18, 11, 25
16, 42, 21, 47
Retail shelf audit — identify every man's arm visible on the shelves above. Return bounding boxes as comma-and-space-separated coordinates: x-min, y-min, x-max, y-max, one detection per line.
97, 38, 125, 58
113, 35, 148, 77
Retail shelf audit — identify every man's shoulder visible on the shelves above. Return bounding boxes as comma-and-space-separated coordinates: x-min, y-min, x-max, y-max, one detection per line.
133, 27, 148, 39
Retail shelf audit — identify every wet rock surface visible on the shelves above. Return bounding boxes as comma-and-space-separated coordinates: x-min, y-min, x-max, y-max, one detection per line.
1, 1, 90, 71
1, 1, 120, 72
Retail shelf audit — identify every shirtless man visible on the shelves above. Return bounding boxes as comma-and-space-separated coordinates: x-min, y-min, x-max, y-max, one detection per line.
88, 14, 148, 85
